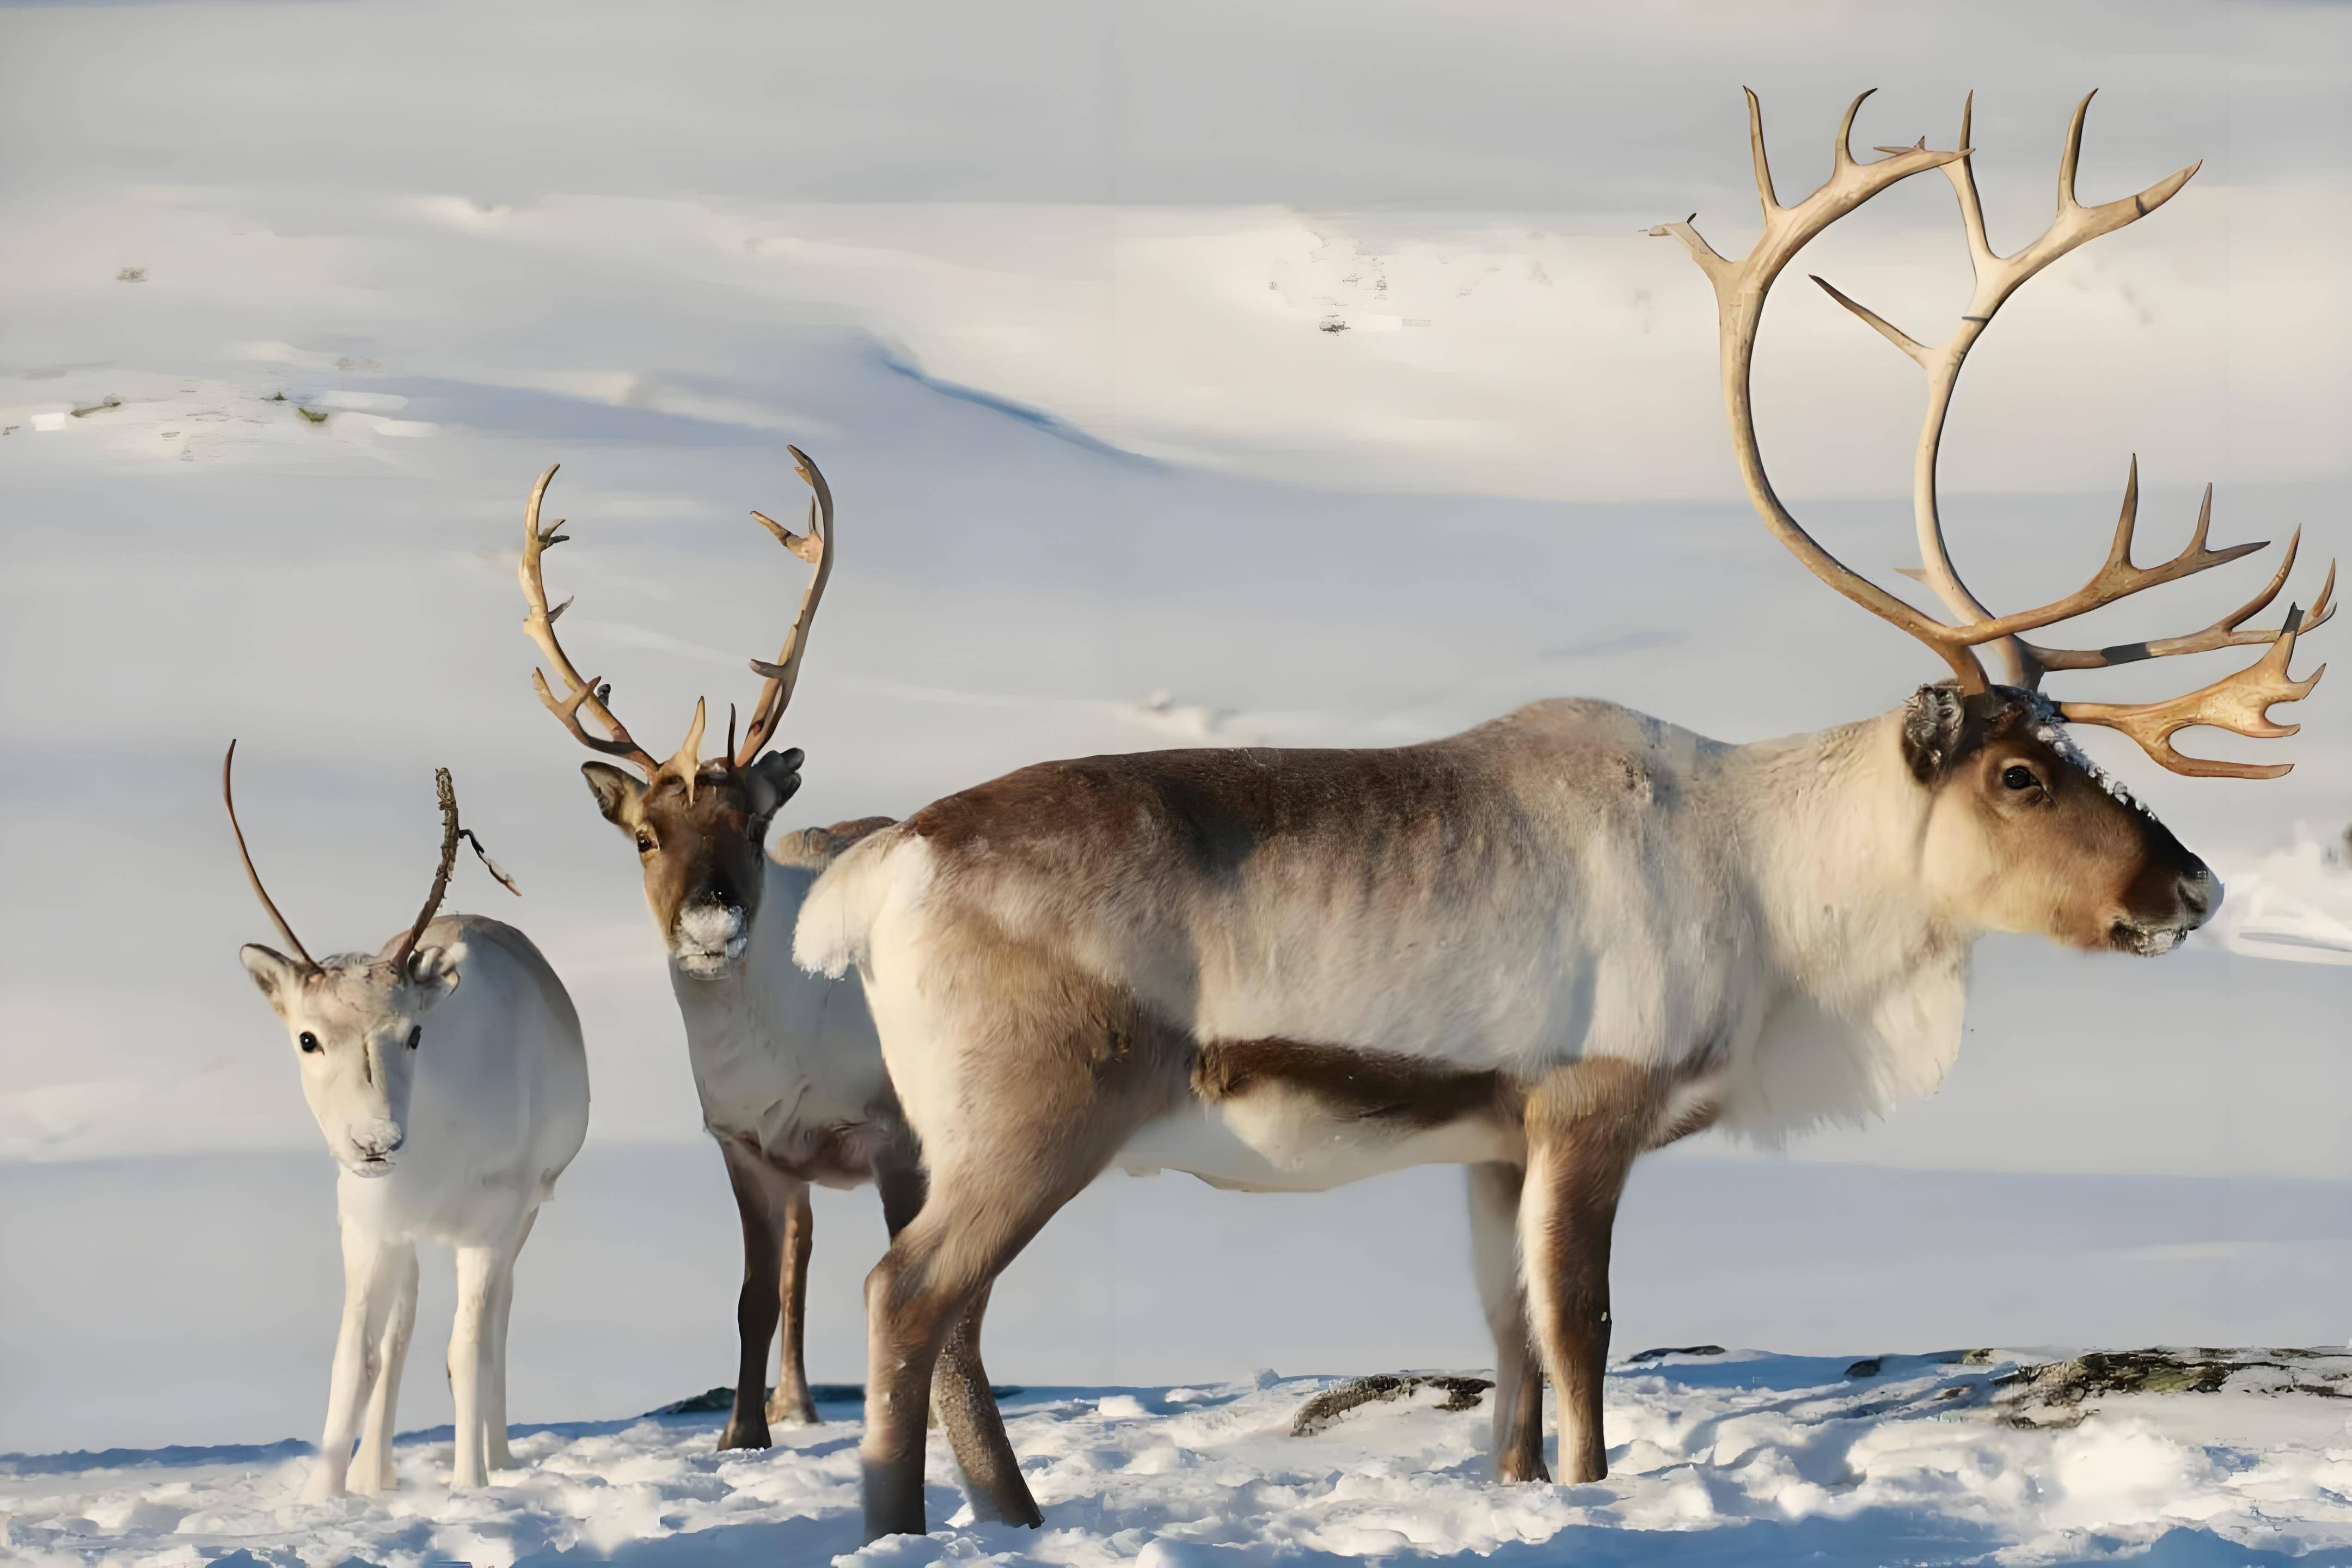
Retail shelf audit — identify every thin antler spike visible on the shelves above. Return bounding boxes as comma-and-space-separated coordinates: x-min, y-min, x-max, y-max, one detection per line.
664, 697, 708, 804
222, 740, 316, 968
1833, 88, 1878, 169
2059, 90, 2095, 211
1812, 275, 1931, 365
2107, 456, 2142, 569
2186, 484, 2214, 552
1744, 87, 1780, 214
1959, 89, 1974, 152
725, 702, 738, 763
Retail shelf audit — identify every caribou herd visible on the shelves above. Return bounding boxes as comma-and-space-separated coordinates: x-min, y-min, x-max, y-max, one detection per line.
226, 93, 2333, 1540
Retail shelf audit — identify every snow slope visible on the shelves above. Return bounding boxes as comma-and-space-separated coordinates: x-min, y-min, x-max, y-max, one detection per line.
11, 1351, 2352, 1567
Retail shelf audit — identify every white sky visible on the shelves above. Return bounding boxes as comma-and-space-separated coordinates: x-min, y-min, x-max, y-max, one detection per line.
1, 0, 2347, 1183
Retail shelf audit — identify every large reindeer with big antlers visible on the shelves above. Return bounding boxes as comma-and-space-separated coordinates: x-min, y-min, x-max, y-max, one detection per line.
797, 91, 2333, 1540
228, 748, 589, 1499
518, 450, 1013, 1474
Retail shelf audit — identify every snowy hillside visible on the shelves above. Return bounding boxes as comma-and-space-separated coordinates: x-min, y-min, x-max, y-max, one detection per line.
11, 1349, 2352, 1566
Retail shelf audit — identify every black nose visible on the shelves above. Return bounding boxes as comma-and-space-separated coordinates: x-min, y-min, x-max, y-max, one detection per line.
2178, 866, 2220, 928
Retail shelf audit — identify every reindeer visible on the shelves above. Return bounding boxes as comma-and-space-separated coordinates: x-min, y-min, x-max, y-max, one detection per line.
517, 450, 1010, 1465
794, 91, 2335, 1540
226, 746, 589, 1499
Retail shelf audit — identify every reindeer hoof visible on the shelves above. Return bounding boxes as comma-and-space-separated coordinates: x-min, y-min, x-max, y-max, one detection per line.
716, 1420, 773, 1451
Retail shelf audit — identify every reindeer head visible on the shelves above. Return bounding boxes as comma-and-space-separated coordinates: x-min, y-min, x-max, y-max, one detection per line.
226, 749, 506, 1175
1658, 90, 2330, 954
1900, 685, 2213, 953
518, 450, 834, 980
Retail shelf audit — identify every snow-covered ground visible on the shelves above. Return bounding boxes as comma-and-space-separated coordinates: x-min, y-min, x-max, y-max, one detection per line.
13, 1349, 2352, 1567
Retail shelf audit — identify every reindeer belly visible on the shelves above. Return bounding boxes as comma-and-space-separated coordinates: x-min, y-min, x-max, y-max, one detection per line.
1114, 1037, 1523, 1192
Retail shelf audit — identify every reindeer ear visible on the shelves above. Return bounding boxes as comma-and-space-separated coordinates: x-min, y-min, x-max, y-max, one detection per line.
1900, 684, 1972, 783
240, 945, 305, 1016
743, 746, 805, 823
581, 762, 646, 829
404, 945, 462, 1012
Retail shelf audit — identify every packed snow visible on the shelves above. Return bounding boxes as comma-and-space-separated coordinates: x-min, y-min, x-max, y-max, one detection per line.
11, 1349, 2352, 1566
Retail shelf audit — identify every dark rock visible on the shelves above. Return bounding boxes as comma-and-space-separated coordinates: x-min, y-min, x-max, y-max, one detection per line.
1844, 1358, 1882, 1379
1623, 1345, 1726, 1363
1290, 1374, 1494, 1436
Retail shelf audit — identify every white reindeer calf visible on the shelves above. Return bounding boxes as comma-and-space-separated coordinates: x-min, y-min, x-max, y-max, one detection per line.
226, 745, 591, 1500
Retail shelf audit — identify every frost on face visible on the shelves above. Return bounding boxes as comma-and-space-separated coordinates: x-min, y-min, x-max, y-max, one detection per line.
2024, 692, 2147, 814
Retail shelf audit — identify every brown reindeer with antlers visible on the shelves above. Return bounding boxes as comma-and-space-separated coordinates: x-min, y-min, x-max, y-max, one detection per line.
792, 92, 2331, 1540
518, 450, 1015, 1474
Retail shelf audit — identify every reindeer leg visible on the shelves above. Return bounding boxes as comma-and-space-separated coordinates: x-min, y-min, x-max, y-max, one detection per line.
871, 1138, 948, 1435
1518, 1059, 1657, 1486
1467, 1162, 1548, 1483
930, 1282, 1037, 1526
869, 1113, 1037, 1526
717, 1140, 789, 1450
860, 978, 1178, 1542
764, 1179, 820, 1426
448, 1245, 498, 1489
348, 1241, 418, 1494
481, 1213, 532, 1474
305, 1224, 404, 1502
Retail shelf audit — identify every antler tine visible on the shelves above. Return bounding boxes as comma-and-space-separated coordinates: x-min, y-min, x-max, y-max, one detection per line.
2031, 514, 2337, 671
734, 445, 836, 769
222, 740, 316, 969
1747, 86, 1781, 215
1651, 91, 1980, 687
661, 698, 708, 803
389, 768, 463, 973
519, 465, 661, 776
2060, 604, 2326, 779
1934, 458, 2269, 653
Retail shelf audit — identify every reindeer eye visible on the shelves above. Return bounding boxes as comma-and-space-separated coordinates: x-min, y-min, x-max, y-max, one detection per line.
635, 832, 656, 854
2002, 764, 2040, 792
407, 1026, 421, 1050
298, 1031, 321, 1054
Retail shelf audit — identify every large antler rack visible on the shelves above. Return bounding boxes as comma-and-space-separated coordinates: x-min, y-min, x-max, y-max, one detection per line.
1653, 90, 2331, 780
518, 451, 835, 794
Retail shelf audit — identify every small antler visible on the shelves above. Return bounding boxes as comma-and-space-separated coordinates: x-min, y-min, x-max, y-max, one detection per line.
222, 740, 315, 968
734, 445, 835, 768
388, 769, 463, 972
